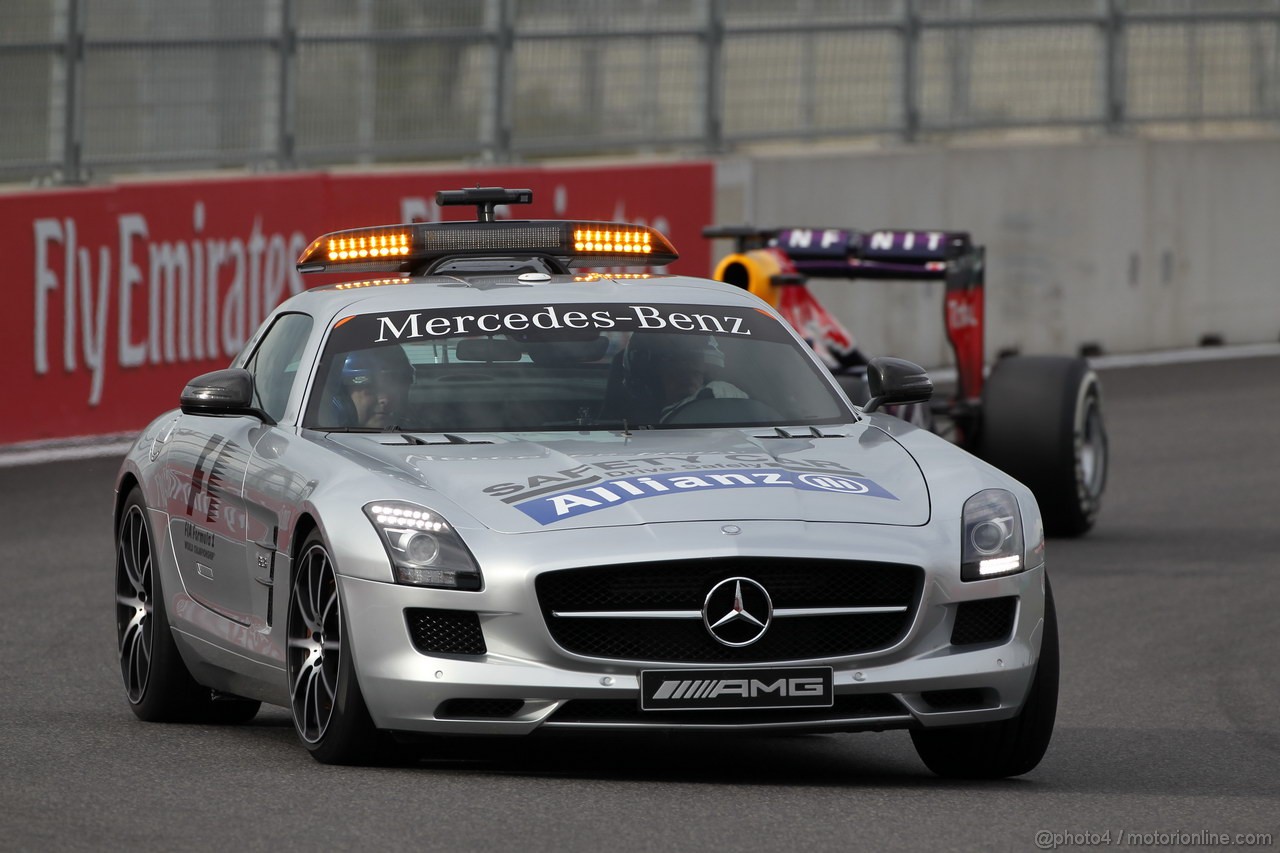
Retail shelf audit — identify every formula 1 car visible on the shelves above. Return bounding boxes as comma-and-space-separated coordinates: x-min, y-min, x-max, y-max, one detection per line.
705, 225, 1107, 537
114, 188, 1057, 778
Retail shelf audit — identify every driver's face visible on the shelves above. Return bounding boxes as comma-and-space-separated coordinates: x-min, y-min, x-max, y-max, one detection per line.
656, 356, 706, 403
350, 373, 410, 428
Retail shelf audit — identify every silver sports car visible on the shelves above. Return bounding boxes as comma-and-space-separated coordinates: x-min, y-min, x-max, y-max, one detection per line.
114, 188, 1057, 777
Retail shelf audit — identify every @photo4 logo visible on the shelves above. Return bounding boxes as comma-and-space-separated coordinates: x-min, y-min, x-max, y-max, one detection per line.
514, 467, 897, 525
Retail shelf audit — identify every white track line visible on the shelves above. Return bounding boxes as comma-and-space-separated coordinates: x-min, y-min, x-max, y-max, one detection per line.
0, 436, 139, 469
3, 343, 1278, 468
925, 341, 1280, 384
1088, 341, 1280, 368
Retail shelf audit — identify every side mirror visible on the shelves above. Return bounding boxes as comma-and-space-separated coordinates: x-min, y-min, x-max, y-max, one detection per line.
863, 357, 932, 413
180, 368, 276, 424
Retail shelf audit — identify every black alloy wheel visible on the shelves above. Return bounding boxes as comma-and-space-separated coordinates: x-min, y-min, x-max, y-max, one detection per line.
286, 531, 383, 763
116, 501, 156, 706
288, 540, 343, 744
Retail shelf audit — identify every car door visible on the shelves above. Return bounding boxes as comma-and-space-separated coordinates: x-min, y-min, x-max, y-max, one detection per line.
163, 416, 257, 635
162, 312, 315, 653
238, 312, 315, 662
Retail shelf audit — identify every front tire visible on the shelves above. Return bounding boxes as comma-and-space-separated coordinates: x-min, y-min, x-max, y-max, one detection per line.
287, 530, 383, 764
977, 355, 1107, 536
910, 580, 1059, 779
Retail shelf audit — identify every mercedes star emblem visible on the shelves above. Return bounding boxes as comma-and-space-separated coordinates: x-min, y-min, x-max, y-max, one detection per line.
702, 577, 773, 647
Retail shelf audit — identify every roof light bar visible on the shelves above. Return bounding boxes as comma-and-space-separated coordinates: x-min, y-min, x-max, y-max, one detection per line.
296, 191, 678, 275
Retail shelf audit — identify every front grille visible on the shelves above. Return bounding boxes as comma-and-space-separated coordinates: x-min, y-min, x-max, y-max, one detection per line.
548, 693, 906, 725
951, 597, 1017, 646
537, 558, 921, 663
436, 698, 524, 719
406, 608, 486, 655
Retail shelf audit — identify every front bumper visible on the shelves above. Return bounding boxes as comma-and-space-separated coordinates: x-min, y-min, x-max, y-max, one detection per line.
338, 523, 1047, 736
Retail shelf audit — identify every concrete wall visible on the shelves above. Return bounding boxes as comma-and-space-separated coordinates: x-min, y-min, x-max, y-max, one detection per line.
714, 137, 1280, 368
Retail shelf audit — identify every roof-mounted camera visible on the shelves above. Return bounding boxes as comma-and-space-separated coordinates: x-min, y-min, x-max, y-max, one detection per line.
436, 187, 534, 223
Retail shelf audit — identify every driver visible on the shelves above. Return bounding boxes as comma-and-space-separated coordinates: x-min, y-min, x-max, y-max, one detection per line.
622, 332, 746, 422
326, 345, 414, 428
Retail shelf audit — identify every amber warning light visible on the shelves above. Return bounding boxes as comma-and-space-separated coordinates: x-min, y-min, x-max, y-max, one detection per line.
326, 231, 411, 261
573, 227, 653, 255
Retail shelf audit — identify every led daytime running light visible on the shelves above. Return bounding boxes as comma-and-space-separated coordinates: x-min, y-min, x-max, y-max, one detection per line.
977, 555, 1022, 576
371, 504, 447, 533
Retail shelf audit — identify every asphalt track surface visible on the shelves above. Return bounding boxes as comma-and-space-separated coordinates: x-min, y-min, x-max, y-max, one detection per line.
2, 356, 1277, 853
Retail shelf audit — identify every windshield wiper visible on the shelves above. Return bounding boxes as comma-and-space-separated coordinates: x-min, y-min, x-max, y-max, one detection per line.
588, 419, 655, 433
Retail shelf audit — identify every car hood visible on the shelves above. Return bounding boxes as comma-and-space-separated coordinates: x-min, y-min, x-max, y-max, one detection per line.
323, 425, 930, 533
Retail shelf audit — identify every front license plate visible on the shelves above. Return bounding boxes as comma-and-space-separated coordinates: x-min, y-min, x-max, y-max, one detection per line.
640, 666, 834, 711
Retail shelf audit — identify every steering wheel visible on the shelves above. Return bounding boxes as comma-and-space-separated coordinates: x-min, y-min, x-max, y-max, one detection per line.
659, 395, 782, 425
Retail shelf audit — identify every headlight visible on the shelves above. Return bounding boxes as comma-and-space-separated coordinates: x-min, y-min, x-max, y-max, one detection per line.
960, 489, 1024, 581
363, 501, 482, 590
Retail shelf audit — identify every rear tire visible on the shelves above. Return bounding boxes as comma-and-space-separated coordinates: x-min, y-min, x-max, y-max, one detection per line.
977, 355, 1107, 536
911, 580, 1059, 779
116, 487, 260, 724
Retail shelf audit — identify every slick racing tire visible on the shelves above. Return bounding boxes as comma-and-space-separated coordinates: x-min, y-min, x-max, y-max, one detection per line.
116, 487, 260, 724
977, 355, 1106, 537
287, 530, 386, 765
910, 580, 1059, 779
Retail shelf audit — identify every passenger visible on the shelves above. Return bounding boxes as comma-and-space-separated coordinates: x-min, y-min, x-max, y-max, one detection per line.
327, 345, 413, 429
622, 333, 746, 422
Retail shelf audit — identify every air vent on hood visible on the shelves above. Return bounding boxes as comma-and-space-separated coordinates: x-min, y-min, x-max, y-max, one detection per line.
752, 426, 850, 440
384, 433, 495, 446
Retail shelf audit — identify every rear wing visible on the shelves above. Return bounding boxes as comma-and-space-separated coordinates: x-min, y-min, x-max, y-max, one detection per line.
704, 225, 987, 404
702, 226, 977, 281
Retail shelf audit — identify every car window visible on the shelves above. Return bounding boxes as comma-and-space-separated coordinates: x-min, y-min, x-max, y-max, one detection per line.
304, 302, 851, 431
244, 312, 314, 422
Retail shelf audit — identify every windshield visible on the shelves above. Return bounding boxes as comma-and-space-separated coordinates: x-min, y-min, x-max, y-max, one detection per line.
303, 302, 853, 432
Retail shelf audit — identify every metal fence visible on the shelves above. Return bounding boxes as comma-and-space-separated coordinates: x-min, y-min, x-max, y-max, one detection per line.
3, 0, 1280, 184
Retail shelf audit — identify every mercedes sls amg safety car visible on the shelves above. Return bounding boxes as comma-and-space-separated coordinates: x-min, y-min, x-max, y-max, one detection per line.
706, 225, 1106, 537
114, 188, 1058, 778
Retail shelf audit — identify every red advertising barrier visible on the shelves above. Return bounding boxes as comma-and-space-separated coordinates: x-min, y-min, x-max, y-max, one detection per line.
2, 162, 713, 445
